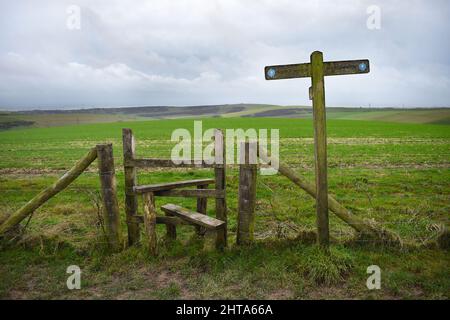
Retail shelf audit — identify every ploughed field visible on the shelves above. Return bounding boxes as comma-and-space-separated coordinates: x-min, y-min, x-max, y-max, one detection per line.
0, 117, 449, 299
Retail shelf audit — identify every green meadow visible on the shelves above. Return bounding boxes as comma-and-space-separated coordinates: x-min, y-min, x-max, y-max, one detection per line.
0, 116, 449, 299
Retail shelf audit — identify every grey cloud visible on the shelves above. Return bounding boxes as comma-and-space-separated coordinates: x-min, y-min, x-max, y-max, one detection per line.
0, 0, 449, 110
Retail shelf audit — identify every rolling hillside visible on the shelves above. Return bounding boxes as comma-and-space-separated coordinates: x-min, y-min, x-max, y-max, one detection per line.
1, 104, 449, 129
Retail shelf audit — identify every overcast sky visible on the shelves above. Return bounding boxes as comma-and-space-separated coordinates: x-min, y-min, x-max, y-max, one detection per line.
0, 0, 449, 110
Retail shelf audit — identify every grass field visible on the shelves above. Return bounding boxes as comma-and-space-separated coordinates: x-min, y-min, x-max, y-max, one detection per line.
325, 108, 450, 125
0, 116, 449, 299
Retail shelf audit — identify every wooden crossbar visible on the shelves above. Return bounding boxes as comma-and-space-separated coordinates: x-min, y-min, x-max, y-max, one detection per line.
133, 178, 215, 194
153, 189, 225, 198
125, 158, 215, 168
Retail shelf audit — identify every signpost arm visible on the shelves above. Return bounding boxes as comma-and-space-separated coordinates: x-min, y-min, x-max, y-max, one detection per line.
310, 51, 330, 248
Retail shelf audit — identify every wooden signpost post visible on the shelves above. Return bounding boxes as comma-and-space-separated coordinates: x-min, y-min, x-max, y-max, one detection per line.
265, 51, 370, 248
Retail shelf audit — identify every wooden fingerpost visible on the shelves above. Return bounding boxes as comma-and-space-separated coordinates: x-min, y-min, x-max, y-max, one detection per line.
237, 141, 257, 245
310, 51, 330, 248
265, 52, 370, 249
142, 192, 157, 256
214, 129, 227, 249
122, 128, 140, 246
96, 144, 121, 251
196, 184, 208, 236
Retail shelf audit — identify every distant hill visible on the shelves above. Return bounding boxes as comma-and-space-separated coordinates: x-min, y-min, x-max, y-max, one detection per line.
0, 104, 449, 129
15, 104, 278, 118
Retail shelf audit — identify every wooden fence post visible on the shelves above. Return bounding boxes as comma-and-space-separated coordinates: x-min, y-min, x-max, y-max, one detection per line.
214, 129, 227, 249
311, 51, 330, 248
196, 184, 208, 236
122, 128, 140, 246
96, 144, 121, 251
165, 204, 177, 240
237, 141, 257, 245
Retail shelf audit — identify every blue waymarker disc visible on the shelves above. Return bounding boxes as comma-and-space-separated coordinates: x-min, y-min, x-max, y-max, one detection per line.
267, 68, 276, 78
358, 63, 367, 72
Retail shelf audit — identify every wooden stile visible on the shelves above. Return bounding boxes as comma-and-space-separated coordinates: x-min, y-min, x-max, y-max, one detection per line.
121, 127, 228, 252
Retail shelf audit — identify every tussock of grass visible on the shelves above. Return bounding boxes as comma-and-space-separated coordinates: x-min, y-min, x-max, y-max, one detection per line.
0, 204, 107, 254
299, 246, 354, 285
154, 282, 182, 299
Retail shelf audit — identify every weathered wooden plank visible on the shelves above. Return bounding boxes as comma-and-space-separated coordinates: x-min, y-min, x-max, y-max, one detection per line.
142, 192, 157, 255
126, 158, 215, 168
153, 189, 225, 198
0, 147, 98, 235
310, 51, 330, 248
265, 59, 369, 80
128, 215, 193, 226
161, 204, 225, 230
133, 179, 215, 194
96, 144, 121, 252
156, 216, 190, 226
122, 128, 140, 245
214, 129, 227, 249
237, 142, 257, 245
